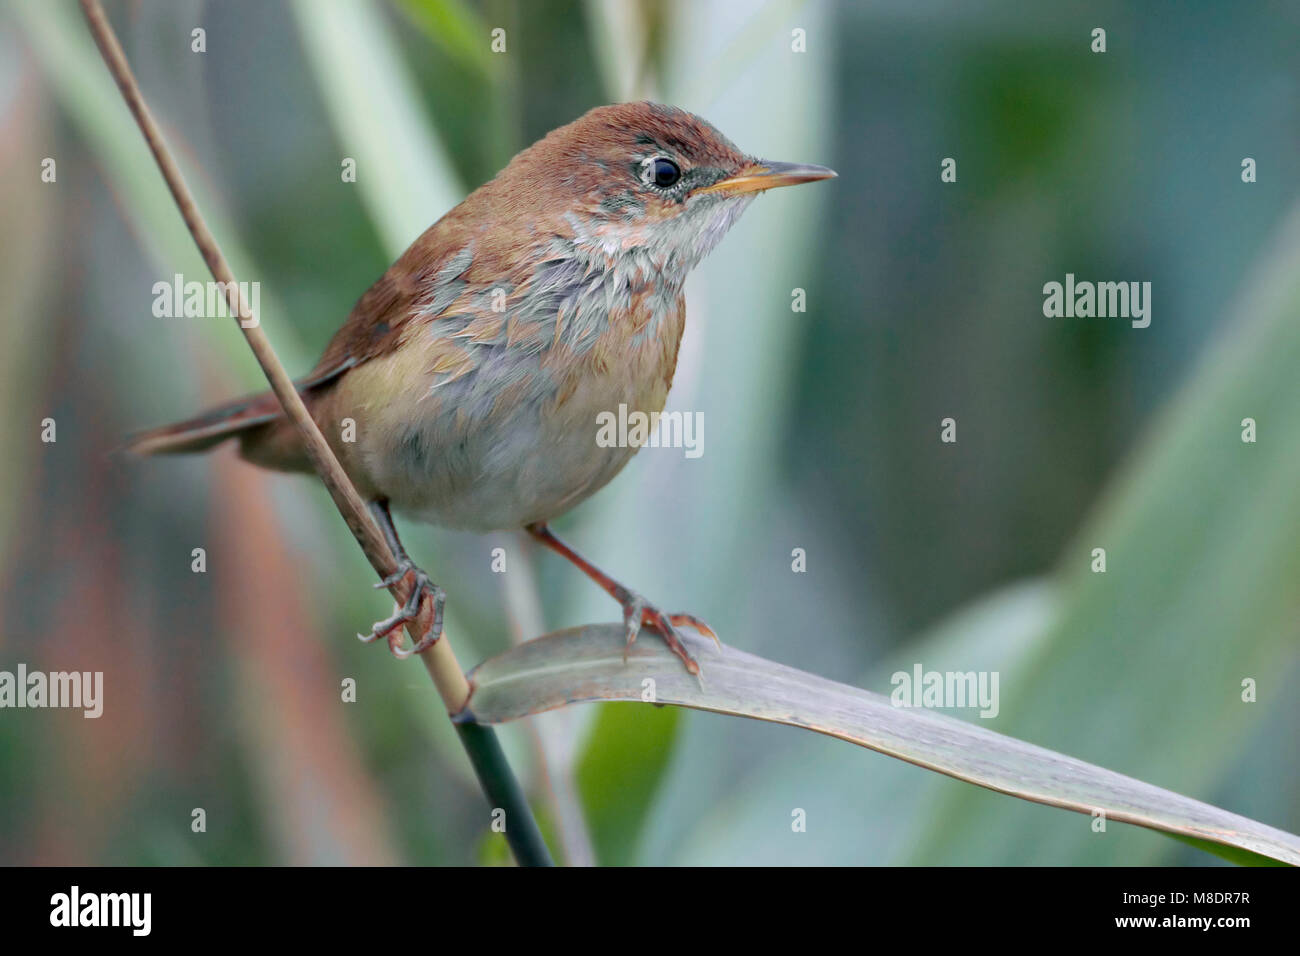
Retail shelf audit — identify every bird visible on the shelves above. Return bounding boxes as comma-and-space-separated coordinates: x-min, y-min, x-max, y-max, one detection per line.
128, 102, 835, 674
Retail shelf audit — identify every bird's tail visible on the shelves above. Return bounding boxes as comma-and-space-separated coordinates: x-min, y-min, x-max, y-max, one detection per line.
124, 390, 285, 457
124, 365, 347, 469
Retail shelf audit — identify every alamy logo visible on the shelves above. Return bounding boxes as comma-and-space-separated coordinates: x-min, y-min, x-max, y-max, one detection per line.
152, 273, 260, 327
890, 664, 1000, 718
0, 664, 102, 718
50, 886, 150, 936
1042, 273, 1150, 328
595, 403, 704, 459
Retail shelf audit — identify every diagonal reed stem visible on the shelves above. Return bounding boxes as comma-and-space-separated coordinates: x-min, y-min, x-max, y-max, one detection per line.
79, 0, 552, 867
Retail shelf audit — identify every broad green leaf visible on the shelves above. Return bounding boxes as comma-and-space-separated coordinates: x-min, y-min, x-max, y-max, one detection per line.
458, 624, 1300, 865
575, 702, 681, 866
906, 202, 1300, 865
12, 0, 308, 377
393, 0, 495, 77
290, 0, 463, 259
665, 580, 1061, 866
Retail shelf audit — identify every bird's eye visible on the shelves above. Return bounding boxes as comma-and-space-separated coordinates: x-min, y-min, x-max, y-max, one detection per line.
650, 157, 681, 188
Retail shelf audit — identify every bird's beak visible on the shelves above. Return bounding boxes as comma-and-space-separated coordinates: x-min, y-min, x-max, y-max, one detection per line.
696, 160, 837, 197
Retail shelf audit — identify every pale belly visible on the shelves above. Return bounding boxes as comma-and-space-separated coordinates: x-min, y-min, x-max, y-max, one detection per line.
384, 397, 644, 531
330, 339, 670, 531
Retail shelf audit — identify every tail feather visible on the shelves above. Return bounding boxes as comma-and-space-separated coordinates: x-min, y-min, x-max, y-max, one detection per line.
125, 363, 349, 465
125, 391, 284, 457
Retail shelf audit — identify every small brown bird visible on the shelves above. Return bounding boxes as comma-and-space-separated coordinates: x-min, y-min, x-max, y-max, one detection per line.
130, 102, 834, 673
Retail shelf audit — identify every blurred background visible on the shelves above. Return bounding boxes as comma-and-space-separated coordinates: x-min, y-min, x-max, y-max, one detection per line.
1, 0, 1298, 865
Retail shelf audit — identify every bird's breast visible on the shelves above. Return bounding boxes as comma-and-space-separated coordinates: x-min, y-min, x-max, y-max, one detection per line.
333, 265, 687, 531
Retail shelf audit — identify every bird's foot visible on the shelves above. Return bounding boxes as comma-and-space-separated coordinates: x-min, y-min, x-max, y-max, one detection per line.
358, 560, 445, 659
618, 591, 720, 676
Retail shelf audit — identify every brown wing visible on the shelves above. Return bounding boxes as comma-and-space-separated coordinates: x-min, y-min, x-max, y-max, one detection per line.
306, 228, 475, 384
306, 144, 559, 384
128, 166, 525, 470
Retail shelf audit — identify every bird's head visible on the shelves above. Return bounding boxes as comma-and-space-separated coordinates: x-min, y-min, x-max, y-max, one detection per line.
488, 102, 836, 279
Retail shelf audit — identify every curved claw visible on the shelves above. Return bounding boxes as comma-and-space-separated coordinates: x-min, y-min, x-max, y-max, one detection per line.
667, 612, 721, 649
646, 608, 701, 676
615, 591, 704, 675
358, 566, 446, 658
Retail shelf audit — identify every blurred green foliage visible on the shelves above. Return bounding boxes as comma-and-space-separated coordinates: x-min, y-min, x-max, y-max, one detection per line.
577, 703, 680, 866
1, 0, 1296, 865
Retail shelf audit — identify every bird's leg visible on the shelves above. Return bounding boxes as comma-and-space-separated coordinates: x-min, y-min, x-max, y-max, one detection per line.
525, 522, 719, 675
359, 499, 445, 659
